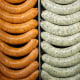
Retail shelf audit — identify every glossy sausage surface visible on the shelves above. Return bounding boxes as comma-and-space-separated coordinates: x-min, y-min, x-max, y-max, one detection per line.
0, 70, 39, 80
0, 8, 38, 23
0, 29, 38, 45
0, 0, 37, 13
0, 61, 39, 79
0, 48, 38, 69
0, 39, 38, 57
0, 19, 38, 34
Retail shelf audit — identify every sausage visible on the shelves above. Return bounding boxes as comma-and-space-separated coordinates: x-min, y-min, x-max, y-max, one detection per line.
0, 8, 38, 23
0, 70, 39, 80
0, 19, 38, 34
50, 0, 76, 4
5, 0, 26, 4
41, 71, 80, 80
0, 29, 38, 45
41, 32, 80, 46
41, 21, 80, 36
0, 39, 38, 57
41, 41, 80, 58
42, 53, 80, 68
0, 0, 37, 13
41, 10, 80, 25
42, 63, 80, 77
41, 0, 80, 15
0, 61, 39, 79
0, 48, 38, 69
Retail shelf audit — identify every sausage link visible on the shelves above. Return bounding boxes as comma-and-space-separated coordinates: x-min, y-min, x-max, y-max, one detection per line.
42, 53, 80, 68
41, 21, 80, 36
0, 61, 39, 79
0, 19, 38, 34
41, 0, 80, 15
41, 71, 80, 80
50, 0, 76, 4
41, 32, 80, 46
0, 8, 38, 23
0, 29, 38, 45
5, 0, 26, 4
42, 63, 80, 77
0, 70, 39, 80
0, 0, 37, 13
0, 48, 38, 69
41, 41, 80, 58
41, 10, 80, 25
0, 39, 38, 57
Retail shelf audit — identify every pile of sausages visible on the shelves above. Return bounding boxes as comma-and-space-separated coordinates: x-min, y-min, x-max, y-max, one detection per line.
41, 0, 80, 80
0, 0, 39, 80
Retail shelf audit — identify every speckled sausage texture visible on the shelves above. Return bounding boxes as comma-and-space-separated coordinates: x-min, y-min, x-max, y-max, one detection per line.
41, 0, 80, 15
0, 8, 38, 24
41, 10, 80, 25
0, 19, 38, 34
41, 21, 80, 36
41, 71, 80, 80
0, 39, 38, 57
0, 0, 37, 13
42, 53, 80, 67
41, 32, 80, 46
50, 0, 76, 4
0, 48, 38, 69
0, 61, 39, 79
0, 29, 38, 45
0, 70, 39, 80
42, 63, 80, 78
41, 41, 80, 58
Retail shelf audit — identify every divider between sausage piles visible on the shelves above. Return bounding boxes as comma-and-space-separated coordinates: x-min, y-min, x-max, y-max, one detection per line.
0, 0, 39, 80
41, 0, 80, 80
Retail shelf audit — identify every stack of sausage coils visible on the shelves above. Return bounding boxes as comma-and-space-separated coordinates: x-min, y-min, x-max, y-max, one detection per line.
41, 0, 80, 80
0, 0, 39, 80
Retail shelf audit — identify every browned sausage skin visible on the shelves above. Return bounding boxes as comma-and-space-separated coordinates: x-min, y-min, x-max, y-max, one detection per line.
0, 48, 38, 69
0, 39, 38, 57
5, 0, 26, 4
0, 29, 38, 45
0, 8, 38, 23
0, 19, 38, 34
0, 70, 39, 80
0, 61, 39, 79
0, 0, 37, 13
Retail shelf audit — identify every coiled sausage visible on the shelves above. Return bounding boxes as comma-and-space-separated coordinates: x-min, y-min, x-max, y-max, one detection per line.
0, 29, 38, 45
0, 8, 38, 23
0, 0, 37, 13
0, 19, 38, 34
0, 39, 38, 57
0, 48, 38, 69
0, 61, 39, 79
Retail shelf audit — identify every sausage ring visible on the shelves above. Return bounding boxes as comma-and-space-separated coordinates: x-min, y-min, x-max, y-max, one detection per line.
0, 8, 38, 23
0, 39, 38, 57
0, 61, 39, 79
0, 29, 38, 45
0, 0, 37, 13
0, 48, 38, 69
0, 19, 38, 34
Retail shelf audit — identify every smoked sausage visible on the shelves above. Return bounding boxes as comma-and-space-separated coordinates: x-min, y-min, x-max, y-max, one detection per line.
0, 39, 38, 57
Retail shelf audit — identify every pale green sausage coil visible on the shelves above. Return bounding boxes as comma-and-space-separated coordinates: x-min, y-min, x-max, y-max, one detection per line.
41, 21, 80, 36
41, 41, 80, 58
42, 63, 80, 77
41, 32, 80, 46
41, 0, 80, 15
50, 0, 76, 4
41, 71, 80, 80
41, 10, 80, 25
42, 53, 80, 67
